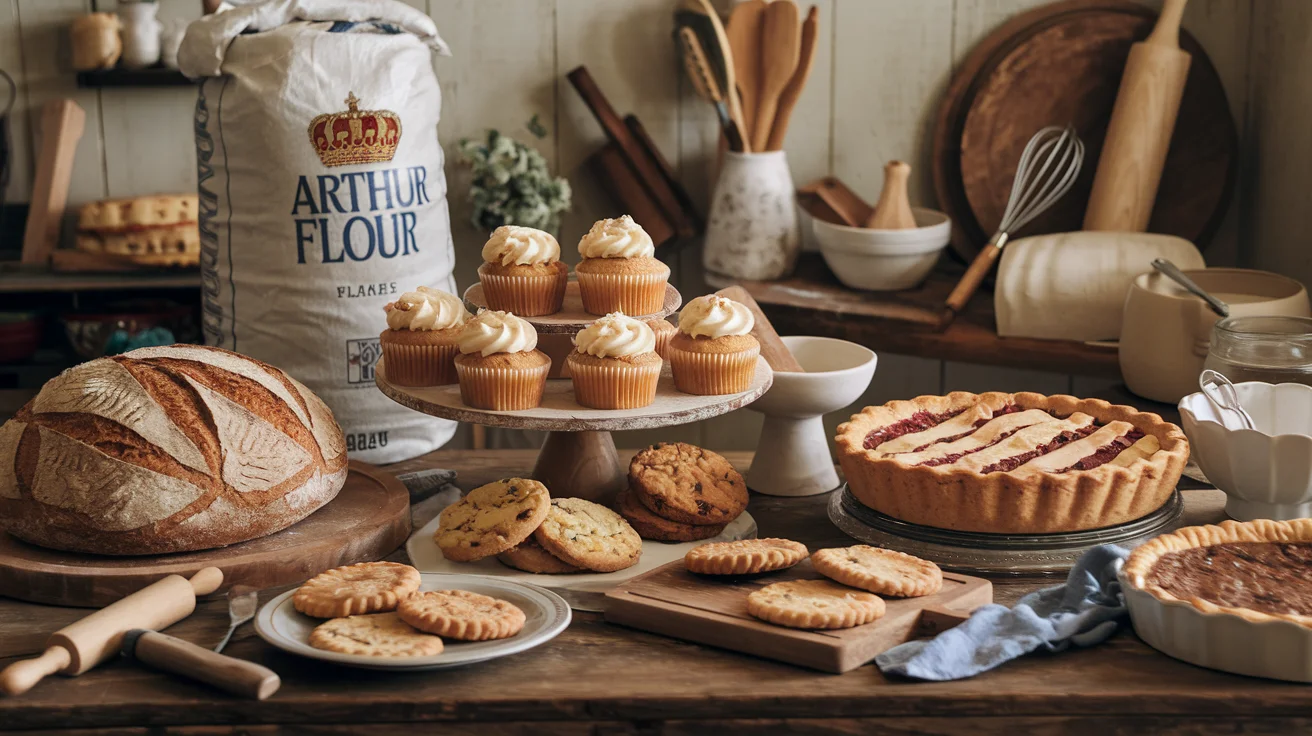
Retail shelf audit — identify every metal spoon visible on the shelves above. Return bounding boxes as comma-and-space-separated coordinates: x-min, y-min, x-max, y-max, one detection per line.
215, 585, 258, 654
1199, 369, 1255, 430
1152, 259, 1229, 317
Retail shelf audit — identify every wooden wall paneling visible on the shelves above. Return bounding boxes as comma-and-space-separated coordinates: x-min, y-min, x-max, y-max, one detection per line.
429, 0, 557, 292
1246, 0, 1312, 287
14, 0, 106, 210
0, 0, 32, 207
950, 0, 1052, 65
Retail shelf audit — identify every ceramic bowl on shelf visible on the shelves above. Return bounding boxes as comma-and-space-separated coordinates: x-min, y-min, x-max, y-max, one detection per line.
1179, 381, 1312, 520
812, 207, 951, 291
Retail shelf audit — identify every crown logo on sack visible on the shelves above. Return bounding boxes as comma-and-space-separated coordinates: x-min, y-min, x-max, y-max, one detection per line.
308, 92, 402, 167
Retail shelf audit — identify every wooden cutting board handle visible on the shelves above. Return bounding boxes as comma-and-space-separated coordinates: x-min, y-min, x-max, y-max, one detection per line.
865, 161, 917, 229
715, 286, 804, 372
0, 567, 222, 696
1082, 0, 1191, 232
21, 99, 86, 265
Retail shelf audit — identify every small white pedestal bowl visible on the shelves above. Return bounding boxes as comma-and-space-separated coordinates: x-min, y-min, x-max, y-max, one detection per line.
746, 336, 877, 496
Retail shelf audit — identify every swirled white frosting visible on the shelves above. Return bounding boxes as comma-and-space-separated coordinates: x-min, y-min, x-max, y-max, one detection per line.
457, 310, 538, 356
577, 215, 655, 259
677, 295, 754, 339
384, 287, 470, 331
481, 225, 561, 266
573, 312, 657, 359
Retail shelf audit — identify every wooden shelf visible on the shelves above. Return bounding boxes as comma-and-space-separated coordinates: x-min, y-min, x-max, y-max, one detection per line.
718, 255, 1121, 379
0, 267, 200, 293
75, 68, 195, 88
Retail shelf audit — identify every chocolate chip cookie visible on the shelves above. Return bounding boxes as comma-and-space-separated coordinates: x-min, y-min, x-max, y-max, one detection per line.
434, 478, 550, 562
616, 488, 726, 542
533, 497, 642, 572
629, 443, 748, 526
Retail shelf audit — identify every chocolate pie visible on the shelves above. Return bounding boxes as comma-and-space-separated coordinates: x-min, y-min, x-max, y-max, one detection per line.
835, 392, 1189, 533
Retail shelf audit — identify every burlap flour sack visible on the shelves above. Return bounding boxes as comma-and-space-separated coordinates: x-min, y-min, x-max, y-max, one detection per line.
180, 0, 456, 462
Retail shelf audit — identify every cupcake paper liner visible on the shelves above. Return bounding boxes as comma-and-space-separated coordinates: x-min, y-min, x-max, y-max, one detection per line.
668, 343, 760, 395
652, 330, 673, 360
381, 341, 460, 387
576, 271, 667, 316
455, 359, 551, 410
568, 358, 662, 409
479, 269, 567, 316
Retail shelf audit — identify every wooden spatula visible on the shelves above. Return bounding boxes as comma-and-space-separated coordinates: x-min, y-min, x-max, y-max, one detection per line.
799, 176, 873, 227
725, 0, 766, 147
765, 4, 818, 152
715, 285, 804, 373
752, 0, 801, 154
865, 160, 917, 229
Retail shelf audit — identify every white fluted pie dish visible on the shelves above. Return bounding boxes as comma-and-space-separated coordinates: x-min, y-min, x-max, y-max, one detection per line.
1179, 381, 1312, 520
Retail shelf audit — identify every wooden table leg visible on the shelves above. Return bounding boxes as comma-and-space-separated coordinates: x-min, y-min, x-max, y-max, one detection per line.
532, 430, 626, 505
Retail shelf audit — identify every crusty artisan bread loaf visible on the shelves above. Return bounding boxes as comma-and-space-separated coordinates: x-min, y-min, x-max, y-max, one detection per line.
0, 345, 348, 555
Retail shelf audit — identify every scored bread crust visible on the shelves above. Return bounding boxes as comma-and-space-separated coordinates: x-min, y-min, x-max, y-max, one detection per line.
0, 345, 348, 555
1123, 518, 1312, 627
835, 391, 1189, 534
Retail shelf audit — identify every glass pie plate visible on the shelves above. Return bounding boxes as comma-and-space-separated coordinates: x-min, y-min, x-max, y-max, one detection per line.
828, 484, 1185, 575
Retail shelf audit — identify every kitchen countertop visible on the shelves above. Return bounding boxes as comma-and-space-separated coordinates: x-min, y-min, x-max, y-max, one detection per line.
2, 449, 1308, 735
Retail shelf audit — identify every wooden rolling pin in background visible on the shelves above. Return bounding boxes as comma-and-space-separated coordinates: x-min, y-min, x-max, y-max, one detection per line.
1083, 0, 1191, 231
715, 286, 804, 373
0, 567, 276, 699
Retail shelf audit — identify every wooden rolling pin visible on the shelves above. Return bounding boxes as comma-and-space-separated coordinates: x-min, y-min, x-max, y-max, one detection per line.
0, 568, 223, 696
1083, 0, 1191, 231
715, 286, 804, 372
865, 161, 916, 229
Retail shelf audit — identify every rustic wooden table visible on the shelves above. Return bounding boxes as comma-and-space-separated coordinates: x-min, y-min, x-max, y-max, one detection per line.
2, 449, 1309, 735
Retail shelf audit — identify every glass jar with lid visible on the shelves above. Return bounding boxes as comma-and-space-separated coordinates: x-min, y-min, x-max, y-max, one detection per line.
1203, 316, 1312, 386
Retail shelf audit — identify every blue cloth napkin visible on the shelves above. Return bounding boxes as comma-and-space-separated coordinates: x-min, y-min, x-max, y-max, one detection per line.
875, 544, 1130, 681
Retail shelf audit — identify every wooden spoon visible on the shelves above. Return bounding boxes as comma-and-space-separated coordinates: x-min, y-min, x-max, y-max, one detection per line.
752, 0, 801, 154
725, 0, 766, 147
715, 286, 804, 373
865, 160, 917, 229
765, 4, 818, 152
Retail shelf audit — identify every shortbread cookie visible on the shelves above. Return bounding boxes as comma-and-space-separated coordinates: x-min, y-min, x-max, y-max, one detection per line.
616, 489, 725, 542
308, 612, 444, 657
629, 442, 748, 526
497, 536, 584, 574
685, 538, 808, 575
293, 561, 421, 618
534, 497, 642, 572
398, 590, 527, 641
747, 579, 886, 630
434, 478, 551, 562
812, 545, 943, 597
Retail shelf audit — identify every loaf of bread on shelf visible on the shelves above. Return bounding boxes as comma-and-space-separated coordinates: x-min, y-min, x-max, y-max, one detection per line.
0, 345, 348, 555
77, 194, 198, 232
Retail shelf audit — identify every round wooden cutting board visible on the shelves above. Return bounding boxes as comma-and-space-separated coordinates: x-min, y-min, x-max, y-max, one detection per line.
932, 0, 1238, 261
0, 461, 411, 607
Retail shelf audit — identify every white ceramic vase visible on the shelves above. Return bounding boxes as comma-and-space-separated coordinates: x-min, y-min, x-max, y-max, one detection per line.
703, 150, 800, 281
118, 1, 162, 70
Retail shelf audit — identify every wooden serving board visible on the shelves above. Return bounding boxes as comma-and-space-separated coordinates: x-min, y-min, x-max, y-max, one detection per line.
932, 0, 1237, 261
0, 461, 410, 608
604, 558, 992, 673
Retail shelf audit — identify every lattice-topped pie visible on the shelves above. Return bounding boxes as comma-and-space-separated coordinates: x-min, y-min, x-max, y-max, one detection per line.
836, 392, 1189, 533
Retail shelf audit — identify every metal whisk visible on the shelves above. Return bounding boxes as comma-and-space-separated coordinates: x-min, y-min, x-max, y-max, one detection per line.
943, 125, 1084, 318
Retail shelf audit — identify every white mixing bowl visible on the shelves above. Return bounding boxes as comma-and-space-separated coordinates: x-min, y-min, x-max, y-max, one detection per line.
813, 207, 951, 291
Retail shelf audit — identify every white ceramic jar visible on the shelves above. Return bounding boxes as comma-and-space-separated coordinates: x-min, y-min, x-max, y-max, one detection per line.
703, 150, 800, 281
118, 1, 162, 70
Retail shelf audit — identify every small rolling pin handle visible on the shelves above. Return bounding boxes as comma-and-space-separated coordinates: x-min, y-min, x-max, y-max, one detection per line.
0, 646, 73, 696
189, 567, 224, 596
124, 630, 281, 700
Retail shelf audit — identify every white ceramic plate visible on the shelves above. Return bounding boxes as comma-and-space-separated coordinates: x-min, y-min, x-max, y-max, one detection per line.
254, 573, 571, 671
406, 512, 757, 606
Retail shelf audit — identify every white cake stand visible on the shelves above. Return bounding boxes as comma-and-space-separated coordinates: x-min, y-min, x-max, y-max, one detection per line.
376, 357, 772, 504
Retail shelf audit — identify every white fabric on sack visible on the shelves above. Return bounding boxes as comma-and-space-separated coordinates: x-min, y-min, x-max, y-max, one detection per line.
180, 0, 456, 463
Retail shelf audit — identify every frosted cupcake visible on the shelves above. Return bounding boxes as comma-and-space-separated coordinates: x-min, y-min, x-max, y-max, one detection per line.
668, 295, 760, 395
567, 313, 663, 410
575, 215, 670, 316
379, 287, 471, 386
646, 318, 678, 360
453, 310, 552, 410
478, 225, 568, 316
